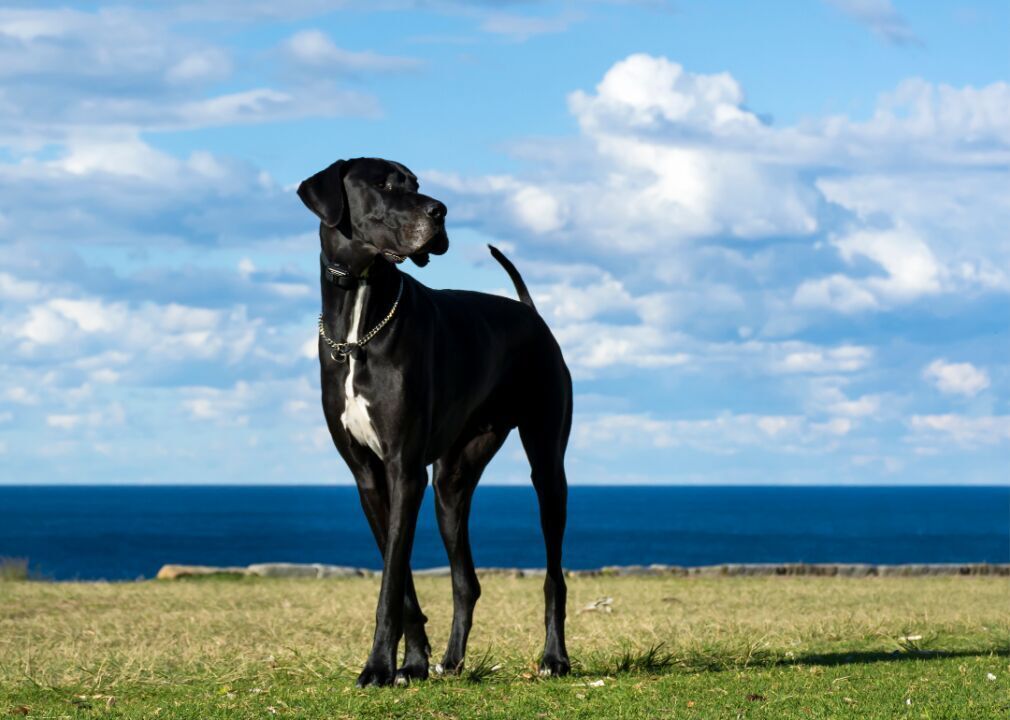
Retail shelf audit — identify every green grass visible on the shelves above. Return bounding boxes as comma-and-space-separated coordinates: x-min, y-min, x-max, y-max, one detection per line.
0, 558, 29, 583
2, 575, 1008, 718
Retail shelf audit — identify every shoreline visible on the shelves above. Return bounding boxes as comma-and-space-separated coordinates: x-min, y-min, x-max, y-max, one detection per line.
154, 561, 1010, 580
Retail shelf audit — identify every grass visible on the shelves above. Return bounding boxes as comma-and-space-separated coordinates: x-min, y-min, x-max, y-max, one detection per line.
0, 558, 29, 583
1, 574, 1008, 718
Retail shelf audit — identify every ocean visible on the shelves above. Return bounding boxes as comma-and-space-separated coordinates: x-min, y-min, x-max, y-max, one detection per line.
0, 485, 1007, 580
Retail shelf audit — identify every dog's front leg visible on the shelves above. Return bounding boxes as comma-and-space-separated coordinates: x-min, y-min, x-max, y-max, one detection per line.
355, 482, 431, 683
356, 461, 427, 687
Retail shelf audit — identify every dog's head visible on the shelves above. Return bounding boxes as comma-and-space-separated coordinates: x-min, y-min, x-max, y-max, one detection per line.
298, 157, 449, 268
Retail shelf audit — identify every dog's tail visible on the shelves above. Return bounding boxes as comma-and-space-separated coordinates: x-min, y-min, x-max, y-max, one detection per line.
488, 244, 537, 312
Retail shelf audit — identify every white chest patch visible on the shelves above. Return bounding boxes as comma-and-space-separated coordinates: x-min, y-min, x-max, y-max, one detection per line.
339, 287, 383, 458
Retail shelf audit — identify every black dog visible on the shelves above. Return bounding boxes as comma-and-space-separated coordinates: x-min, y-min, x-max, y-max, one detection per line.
298, 157, 573, 687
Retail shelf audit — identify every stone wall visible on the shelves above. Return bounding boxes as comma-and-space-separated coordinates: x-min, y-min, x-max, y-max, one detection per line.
155, 562, 1010, 580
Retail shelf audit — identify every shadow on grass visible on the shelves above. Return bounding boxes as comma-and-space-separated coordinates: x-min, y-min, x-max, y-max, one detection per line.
776, 647, 1010, 668
576, 643, 1010, 679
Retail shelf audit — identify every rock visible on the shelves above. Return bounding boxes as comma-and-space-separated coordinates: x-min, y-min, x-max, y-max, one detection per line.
648, 564, 688, 575
600, 565, 652, 576
153, 561, 1010, 581
475, 567, 525, 578
156, 564, 247, 580
315, 565, 372, 578
414, 567, 452, 577
246, 563, 321, 578
834, 564, 876, 577
518, 568, 547, 577
246, 563, 370, 578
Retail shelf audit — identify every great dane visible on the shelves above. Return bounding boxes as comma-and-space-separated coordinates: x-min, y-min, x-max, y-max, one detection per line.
298, 157, 573, 687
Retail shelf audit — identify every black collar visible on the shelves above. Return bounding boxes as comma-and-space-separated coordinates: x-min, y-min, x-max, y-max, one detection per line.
320, 252, 369, 289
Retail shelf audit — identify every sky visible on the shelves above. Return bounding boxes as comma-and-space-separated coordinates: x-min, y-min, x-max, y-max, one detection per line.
0, 0, 1007, 486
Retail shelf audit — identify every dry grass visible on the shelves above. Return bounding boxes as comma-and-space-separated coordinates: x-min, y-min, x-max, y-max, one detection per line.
2, 575, 1007, 688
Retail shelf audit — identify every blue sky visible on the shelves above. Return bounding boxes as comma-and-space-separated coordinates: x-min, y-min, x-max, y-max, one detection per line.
0, 0, 1007, 485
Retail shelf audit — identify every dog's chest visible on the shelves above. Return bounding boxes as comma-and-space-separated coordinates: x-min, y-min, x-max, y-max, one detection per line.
339, 288, 383, 458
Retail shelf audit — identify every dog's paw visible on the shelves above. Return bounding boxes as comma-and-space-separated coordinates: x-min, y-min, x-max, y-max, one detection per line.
538, 653, 571, 678
434, 656, 464, 676
356, 661, 396, 688
394, 661, 429, 686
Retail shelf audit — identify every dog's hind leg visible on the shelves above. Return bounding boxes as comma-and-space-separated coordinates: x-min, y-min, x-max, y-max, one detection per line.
519, 384, 572, 677
351, 454, 430, 684
432, 428, 510, 674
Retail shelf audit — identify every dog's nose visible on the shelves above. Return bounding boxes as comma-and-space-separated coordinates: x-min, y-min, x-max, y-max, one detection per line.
424, 201, 447, 221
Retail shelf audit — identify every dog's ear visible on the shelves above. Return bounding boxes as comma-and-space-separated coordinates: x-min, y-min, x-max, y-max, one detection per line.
297, 160, 348, 228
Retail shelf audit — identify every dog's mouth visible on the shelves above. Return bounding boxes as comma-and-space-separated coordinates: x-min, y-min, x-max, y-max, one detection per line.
381, 228, 449, 268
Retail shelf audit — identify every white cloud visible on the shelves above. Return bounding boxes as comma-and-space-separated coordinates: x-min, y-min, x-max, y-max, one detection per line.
433, 55, 822, 255
434, 56, 1010, 326
922, 359, 990, 397
772, 344, 873, 374
555, 322, 690, 377
4, 386, 39, 405
89, 368, 120, 384
568, 55, 818, 244
835, 225, 943, 300
282, 30, 421, 72
57, 132, 182, 180
574, 410, 853, 455
909, 414, 1010, 447
0, 272, 44, 301
46, 403, 125, 431
797, 224, 945, 311
793, 274, 879, 313
6, 296, 258, 364
165, 48, 232, 85
817, 171, 1010, 293
47, 414, 82, 430
832, 79, 1010, 166
182, 381, 252, 424
825, 0, 920, 46
511, 185, 567, 234
570, 54, 760, 134
480, 12, 580, 41
238, 258, 257, 277
0, 7, 382, 148
810, 384, 882, 418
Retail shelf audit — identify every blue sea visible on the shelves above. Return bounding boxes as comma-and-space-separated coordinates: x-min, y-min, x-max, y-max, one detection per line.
0, 486, 1007, 580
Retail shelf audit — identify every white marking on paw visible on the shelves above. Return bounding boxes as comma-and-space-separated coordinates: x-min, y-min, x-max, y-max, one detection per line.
433, 663, 444, 675
394, 675, 409, 687
340, 287, 383, 458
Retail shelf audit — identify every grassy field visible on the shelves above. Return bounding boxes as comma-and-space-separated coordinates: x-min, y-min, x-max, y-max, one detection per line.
2, 574, 1008, 719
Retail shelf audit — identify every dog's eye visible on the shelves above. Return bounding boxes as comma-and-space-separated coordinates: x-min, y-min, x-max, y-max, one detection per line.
376, 181, 392, 191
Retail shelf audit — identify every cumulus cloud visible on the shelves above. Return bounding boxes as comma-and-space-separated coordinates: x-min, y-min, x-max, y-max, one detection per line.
922, 359, 990, 397
796, 224, 945, 311
431, 54, 1010, 345
569, 54, 760, 135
